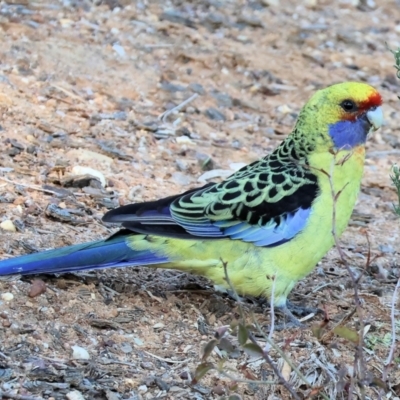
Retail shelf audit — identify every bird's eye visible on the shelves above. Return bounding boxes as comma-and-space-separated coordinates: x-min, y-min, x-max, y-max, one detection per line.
340, 99, 357, 112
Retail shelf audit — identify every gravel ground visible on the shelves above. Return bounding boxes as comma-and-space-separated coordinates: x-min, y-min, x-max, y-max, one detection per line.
0, 1, 399, 399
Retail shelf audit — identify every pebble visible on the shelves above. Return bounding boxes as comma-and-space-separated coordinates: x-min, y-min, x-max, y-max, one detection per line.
1, 293, 14, 302
277, 104, 292, 114
188, 83, 206, 95
120, 342, 133, 354
211, 91, 233, 107
133, 337, 144, 346
198, 169, 234, 183
171, 172, 192, 186
138, 385, 148, 393
71, 166, 106, 187
205, 107, 226, 121
66, 390, 85, 400
28, 279, 47, 298
0, 220, 16, 232
71, 345, 90, 360
113, 43, 126, 58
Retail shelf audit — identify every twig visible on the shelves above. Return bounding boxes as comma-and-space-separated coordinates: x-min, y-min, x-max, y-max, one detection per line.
0, 176, 86, 197
325, 155, 366, 399
383, 276, 400, 380
221, 259, 245, 321
218, 370, 276, 385
265, 274, 276, 353
221, 259, 302, 400
0, 176, 58, 195
251, 317, 330, 400
220, 258, 331, 399
159, 93, 198, 123
142, 350, 186, 364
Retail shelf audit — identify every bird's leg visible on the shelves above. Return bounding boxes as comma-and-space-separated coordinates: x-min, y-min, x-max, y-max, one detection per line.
273, 304, 303, 330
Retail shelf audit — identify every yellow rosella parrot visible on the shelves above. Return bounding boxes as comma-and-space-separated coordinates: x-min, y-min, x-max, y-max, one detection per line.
0, 82, 383, 325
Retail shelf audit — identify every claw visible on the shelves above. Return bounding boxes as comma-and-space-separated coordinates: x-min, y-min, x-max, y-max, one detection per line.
286, 300, 324, 317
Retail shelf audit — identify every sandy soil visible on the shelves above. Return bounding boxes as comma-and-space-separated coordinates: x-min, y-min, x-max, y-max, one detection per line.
0, 0, 399, 399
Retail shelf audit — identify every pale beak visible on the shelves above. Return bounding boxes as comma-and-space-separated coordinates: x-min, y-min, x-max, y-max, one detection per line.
366, 106, 383, 131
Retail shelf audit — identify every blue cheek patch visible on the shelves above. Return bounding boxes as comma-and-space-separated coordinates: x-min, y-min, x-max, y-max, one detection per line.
329, 116, 370, 150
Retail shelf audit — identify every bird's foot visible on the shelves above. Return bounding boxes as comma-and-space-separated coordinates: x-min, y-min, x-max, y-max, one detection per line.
273, 304, 304, 330
286, 300, 324, 318
262, 302, 323, 331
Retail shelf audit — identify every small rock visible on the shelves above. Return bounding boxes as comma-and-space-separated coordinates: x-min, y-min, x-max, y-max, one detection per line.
261, 0, 280, 5
28, 279, 47, 298
171, 172, 192, 186
198, 169, 234, 183
159, 10, 196, 28
176, 136, 194, 145
133, 337, 144, 346
155, 377, 169, 391
176, 159, 188, 171
0, 220, 16, 232
72, 166, 106, 187
160, 82, 186, 92
66, 390, 85, 400
205, 107, 226, 121
277, 104, 292, 114
211, 91, 233, 107
180, 370, 189, 380
113, 44, 126, 58
378, 244, 394, 253
153, 322, 165, 330
138, 385, 148, 393
212, 384, 226, 395
140, 361, 154, 369
120, 342, 133, 354
105, 390, 120, 400
1, 293, 14, 302
188, 83, 206, 95
71, 345, 90, 360
196, 153, 215, 171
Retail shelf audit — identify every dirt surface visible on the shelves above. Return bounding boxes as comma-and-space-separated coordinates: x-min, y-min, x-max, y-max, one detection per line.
0, 0, 400, 399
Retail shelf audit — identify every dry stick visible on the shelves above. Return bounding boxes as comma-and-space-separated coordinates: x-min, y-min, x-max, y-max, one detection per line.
221, 260, 301, 400
221, 259, 331, 399
0, 176, 86, 197
159, 93, 199, 123
221, 259, 245, 321
382, 276, 400, 381
324, 156, 366, 400
218, 370, 276, 385
250, 317, 331, 400
265, 274, 276, 353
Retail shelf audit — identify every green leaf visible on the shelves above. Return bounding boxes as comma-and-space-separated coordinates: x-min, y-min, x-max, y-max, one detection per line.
238, 323, 248, 346
333, 326, 359, 344
228, 395, 243, 400
243, 343, 264, 358
192, 362, 214, 384
202, 339, 218, 361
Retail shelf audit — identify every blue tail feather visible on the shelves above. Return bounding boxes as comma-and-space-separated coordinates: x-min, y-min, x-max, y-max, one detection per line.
0, 234, 169, 276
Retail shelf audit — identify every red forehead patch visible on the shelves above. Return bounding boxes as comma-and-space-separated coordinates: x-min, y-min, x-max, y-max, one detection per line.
359, 91, 382, 111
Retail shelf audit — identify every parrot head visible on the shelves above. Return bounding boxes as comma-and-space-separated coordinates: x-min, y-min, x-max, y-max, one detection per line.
297, 82, 383, 151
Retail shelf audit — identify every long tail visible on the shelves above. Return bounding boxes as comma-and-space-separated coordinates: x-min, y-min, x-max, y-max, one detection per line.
0, 232, 169, 276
